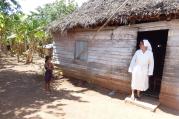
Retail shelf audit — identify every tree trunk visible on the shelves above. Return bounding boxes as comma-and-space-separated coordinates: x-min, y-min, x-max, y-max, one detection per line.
26, 42, 35, 64
17, 43, 20, 62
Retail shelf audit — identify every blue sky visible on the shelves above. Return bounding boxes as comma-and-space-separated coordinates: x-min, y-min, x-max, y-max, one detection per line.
17, 0, 89, 14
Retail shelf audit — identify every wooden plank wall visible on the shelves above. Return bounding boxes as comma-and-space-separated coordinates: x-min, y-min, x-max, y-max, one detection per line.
87, 27, 137, 81
53, 27, 138, 93
53, 19, 179, 110
136, 20, 179, 110
53, 33, 75, 65
159, 20, 179, 110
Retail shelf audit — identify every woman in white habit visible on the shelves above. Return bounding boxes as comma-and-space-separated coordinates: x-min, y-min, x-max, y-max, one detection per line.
128, 40, 154, 100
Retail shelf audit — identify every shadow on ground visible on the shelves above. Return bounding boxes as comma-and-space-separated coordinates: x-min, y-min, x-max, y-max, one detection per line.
159, 105, 179, 116
0, 69, 88, 119
67, 78, 179, 116
0, 54, 178, 119
68, 78, 128, 101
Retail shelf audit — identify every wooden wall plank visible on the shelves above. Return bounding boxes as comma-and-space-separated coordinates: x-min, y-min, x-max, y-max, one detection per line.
53, 26, 138, 97
159, 23, 179, 110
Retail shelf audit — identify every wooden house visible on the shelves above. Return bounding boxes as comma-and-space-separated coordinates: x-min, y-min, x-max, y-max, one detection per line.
48, 0, 179, 110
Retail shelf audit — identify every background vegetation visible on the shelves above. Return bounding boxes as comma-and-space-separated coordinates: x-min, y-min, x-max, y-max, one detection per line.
0, 0, 76, 62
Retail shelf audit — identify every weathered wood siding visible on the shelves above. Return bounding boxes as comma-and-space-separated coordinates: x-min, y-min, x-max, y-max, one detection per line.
135, 20, 179, 110
87, 27, 137, 80
53, 27, 138, 93
53, 19, 179, 110
159, 21, 179, 110
53, 33, 75, 65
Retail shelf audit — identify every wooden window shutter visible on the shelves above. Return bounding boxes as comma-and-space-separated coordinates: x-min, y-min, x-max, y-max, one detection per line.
75, 40, 88, 61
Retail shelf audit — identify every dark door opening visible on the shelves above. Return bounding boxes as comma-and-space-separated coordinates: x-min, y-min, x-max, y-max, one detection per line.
136, 29, 168, 98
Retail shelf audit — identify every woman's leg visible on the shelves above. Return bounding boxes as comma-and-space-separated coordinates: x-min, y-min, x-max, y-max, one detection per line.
137, 90, 141, 98
131, 89, 135, 100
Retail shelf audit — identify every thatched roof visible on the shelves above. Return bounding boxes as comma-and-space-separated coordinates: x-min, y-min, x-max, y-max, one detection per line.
49, 0, 179, 32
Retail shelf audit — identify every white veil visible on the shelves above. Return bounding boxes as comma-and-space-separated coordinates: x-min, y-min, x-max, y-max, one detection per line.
143, 39, 152, 52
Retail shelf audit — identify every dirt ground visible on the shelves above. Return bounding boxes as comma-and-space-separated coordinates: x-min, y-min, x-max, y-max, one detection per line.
0, 54, 179, 119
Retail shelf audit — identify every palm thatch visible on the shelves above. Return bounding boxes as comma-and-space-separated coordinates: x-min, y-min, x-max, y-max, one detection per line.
49, 0, 179, 32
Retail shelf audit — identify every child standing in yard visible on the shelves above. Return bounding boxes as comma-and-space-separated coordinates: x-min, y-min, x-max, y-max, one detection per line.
44, 56, 54, 92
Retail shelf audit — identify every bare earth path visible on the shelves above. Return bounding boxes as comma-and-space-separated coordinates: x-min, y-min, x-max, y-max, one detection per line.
0, 54, 179, 119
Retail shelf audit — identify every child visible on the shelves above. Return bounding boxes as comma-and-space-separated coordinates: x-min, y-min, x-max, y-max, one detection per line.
44, 56, 54, 92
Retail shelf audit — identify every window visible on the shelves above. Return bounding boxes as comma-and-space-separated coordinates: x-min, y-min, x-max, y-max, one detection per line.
74, 40, 88, 61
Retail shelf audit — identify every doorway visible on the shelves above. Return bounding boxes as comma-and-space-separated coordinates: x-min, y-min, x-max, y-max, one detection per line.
136, 29, 168, 98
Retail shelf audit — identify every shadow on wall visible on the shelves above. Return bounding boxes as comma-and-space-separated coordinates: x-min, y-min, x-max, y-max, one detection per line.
0, 69, 89, 119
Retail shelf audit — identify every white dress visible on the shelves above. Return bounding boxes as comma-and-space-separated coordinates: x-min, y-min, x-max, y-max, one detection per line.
128, 50, 154, 91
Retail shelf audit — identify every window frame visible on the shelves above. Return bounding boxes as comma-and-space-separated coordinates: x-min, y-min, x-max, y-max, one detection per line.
74, 40, 88, 62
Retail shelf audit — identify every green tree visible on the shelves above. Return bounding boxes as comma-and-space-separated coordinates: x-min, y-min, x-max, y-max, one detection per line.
36, 0, 76, 23
0, 0, 21, 51
24, 0, 76, 60
0, 0, 20, 14
0, 0, 76, 62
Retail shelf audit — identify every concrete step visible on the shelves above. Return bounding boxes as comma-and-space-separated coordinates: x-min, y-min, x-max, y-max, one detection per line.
124, 96, 160, 112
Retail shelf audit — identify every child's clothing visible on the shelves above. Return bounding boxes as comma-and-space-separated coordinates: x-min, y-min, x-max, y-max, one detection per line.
44, 63, 53, 83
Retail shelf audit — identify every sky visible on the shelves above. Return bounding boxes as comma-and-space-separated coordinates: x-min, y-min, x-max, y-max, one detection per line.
17, 0, 89, 14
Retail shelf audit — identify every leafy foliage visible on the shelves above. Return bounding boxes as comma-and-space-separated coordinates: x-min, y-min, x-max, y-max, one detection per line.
0, 0, 20, 14
36, 0, 76, 23
0, 0, 76, 62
